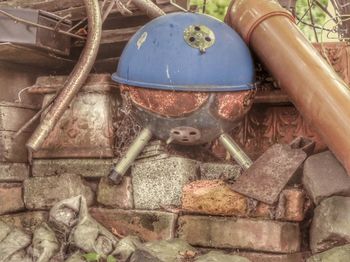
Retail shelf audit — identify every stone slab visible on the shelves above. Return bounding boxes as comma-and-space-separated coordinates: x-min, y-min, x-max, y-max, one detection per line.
237, 251, 310, 262
178, 215, 300, 253
231, 144, 306, 204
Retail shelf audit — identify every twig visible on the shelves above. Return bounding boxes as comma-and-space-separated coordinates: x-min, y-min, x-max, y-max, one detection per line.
307, 0, 319, 42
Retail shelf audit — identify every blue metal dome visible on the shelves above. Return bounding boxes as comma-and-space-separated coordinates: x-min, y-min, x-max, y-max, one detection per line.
112, 12, 255, 92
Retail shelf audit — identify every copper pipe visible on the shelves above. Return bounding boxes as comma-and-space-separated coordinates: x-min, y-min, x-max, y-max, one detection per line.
132, 0, 165, 18
226, 0, 350, 174
26, 0, 102, 151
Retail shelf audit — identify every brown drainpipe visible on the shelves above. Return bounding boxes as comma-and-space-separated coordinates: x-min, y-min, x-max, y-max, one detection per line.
26, 0, 102, 151
226, 0, 350, 174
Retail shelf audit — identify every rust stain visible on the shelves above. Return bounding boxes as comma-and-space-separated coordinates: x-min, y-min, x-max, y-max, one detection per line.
122, 85, 209, 117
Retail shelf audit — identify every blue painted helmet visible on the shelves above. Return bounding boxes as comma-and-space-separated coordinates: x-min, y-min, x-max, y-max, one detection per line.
112, 12, 255, 92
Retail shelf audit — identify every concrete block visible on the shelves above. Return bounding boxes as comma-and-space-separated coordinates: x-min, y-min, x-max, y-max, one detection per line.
132, 156, 198, 209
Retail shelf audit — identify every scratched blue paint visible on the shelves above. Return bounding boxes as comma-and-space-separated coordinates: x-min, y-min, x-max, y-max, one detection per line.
112, 12, 255, 92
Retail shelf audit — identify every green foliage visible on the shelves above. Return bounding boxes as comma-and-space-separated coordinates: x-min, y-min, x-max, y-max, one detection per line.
190, 0, 331, 41
296, 0, 329, 41
82, 253, 117, 262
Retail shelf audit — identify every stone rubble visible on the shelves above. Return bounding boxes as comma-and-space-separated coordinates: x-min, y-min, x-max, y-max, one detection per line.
302, 151, 350, 205
310, 196, 350, 253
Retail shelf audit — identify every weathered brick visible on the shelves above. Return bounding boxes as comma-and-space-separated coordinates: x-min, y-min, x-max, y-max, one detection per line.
237, 251, 310, 262
196, 251, 250, 262
182, 180, 248, 216
303, 151, 350, 205
0, 163, 29, 182
310, 196, 350, 253
97, 177, 133, 209
307, 244, 350, 262
32, 158, 115, 178
0, 183, 24, 215
90, 208, 177, 241
276, 188, 306, 222
199, 162, 241, 180
24, 173, 94, 210
132, 156, 198, 209
0, 211, 48, 233
182, 181, 306, 222
178, 215, 300, 253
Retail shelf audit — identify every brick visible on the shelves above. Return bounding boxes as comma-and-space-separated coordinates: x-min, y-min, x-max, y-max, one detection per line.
24, 173, 94, 209
231, 144, 306, 204
0, 211, 48, 233
0, 163, 29, 182
310, 196, 350, 253
303, 151, 350, 205
132, 156, 198, 209
0, 131, 31, 163
0, 183, 24, 215
307, 244, 350, 262
97, 177, 133, 209
276, 188, 306, 222
199, 162, 241, 180
182, 181, 306, 222
90, 208, 177, 242
182, 180, 248, 216
32, 158, 115, 178
237, 252, 310, 262
178, 215, 300, 253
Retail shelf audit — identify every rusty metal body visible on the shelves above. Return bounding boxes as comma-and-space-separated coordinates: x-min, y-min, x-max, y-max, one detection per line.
28, 74, 119, 159
0, 7, 71, 56
226, 0, 350, 174
125, 86, 254, 145
0, 102, 39, 162
26, 0, 102, 152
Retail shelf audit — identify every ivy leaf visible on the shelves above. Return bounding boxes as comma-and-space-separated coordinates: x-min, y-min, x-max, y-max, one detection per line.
107, 255, 117, 262
82, 253, 101, 262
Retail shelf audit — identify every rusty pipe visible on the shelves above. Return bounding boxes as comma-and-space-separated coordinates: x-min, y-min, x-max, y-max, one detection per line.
226, 0, 350, 174
26, 0, 102, 151
132, 0, 165, 18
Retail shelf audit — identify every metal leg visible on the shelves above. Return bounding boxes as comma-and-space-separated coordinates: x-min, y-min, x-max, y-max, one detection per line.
109, 127, 153, 184
219, 133, 253, 170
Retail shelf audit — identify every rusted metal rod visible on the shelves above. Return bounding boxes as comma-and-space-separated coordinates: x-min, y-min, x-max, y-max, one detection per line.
226, 0, 350, 174
26, 0, 102, 151
132, 0, 165, 18
0, 9, 85, 40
